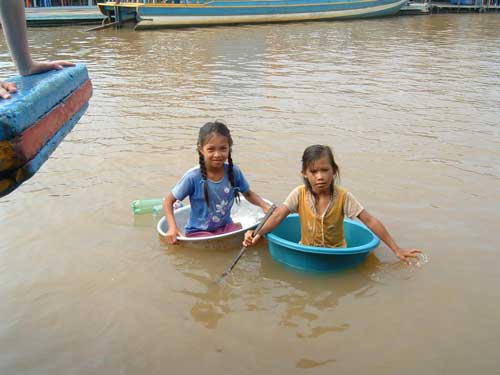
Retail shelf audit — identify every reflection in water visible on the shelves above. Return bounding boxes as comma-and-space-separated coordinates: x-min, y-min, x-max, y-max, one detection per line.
159, 239, 244, 329
163, 237, 381, 336
183, 273, 230, 330
259, 252, 381, 338
1, 14, 499, 375
296, 358, 336, 369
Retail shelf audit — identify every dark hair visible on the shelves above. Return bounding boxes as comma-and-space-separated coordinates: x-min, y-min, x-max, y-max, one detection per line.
197, 121, 240, 206
301, 145, 340, 195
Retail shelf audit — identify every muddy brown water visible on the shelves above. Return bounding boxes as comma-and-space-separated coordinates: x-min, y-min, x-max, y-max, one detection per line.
1, 13, 499, 374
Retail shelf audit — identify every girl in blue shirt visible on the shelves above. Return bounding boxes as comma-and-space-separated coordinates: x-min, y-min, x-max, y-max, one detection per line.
163, 121, 271, 244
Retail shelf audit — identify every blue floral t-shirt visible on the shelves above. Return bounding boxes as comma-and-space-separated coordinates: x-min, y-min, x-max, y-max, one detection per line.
171, 164, 250, 233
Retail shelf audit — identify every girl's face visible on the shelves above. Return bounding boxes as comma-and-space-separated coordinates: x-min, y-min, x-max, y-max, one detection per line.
198, 133, 230, 170
302, 155, 334, 194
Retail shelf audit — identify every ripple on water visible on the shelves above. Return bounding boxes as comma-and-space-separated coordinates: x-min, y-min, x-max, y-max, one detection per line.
1, 16, 500, 374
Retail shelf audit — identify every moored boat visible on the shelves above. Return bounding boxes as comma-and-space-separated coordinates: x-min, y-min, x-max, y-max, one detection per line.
97, 0, 407, 30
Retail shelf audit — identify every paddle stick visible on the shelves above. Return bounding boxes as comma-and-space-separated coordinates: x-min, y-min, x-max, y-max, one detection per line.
217, 204, 277, 284
85, 21, 120, 32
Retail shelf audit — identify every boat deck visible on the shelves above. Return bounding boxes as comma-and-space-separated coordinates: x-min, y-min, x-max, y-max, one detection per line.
429, 0, 500, 12
400, 1, 430, 14
25, 6, 105, 26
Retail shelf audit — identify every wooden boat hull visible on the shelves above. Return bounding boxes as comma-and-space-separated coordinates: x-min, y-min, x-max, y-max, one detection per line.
98, 0, 406, 29
0, 65, 92, 198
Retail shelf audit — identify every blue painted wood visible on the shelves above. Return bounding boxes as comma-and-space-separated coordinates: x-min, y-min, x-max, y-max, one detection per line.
23, 103, 89, 177
136, 0, 402, 17
0, 64, 89, 141
100, 0, 406, 28
141, 0, 394, 14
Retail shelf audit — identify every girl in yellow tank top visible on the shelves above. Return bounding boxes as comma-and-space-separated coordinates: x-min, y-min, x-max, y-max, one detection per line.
244, 145, 422, 265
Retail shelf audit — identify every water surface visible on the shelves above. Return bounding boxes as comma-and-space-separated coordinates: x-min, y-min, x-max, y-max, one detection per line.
1, 13, 499, 374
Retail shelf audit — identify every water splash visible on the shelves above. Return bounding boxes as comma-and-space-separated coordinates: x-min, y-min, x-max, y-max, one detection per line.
412, 252, 430, 268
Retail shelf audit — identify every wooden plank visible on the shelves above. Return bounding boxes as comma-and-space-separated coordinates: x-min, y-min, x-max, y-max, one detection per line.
0, 64, 89, 140
24, 6, 105, 26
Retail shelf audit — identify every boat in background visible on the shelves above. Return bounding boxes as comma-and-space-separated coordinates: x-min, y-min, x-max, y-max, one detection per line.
399, 0, 430, 15
96, 0, 407, 30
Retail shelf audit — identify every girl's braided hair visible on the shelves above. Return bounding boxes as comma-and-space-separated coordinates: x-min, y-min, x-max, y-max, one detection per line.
198, 121, 240, 206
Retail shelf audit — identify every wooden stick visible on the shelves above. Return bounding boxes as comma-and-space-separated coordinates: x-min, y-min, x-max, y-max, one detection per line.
85, 21, 120, 32
217, 204, 276, 283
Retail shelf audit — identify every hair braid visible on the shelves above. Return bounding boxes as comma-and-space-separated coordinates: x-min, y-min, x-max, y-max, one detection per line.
197, 120, 235, 207
198, 150, 210, 206
227, 152, 240, 203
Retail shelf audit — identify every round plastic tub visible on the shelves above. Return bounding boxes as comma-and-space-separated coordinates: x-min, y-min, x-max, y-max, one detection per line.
157, 197, 272, 242
266, 214, 380, 272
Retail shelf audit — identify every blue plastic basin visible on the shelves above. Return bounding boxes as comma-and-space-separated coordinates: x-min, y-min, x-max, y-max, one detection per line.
266, 214, 380, 272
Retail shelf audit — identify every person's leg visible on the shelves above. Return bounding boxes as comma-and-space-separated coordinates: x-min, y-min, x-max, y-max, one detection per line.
213, 222, 242, 235
185, 223, 242, 237
185, 230, 214, 238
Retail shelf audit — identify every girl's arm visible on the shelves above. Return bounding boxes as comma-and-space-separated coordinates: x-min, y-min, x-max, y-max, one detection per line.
357, 210, 422, 265
163, 192, 182, 244
0, 0, 74, 78
242, 189, 271, 212
243, 205, 290, 247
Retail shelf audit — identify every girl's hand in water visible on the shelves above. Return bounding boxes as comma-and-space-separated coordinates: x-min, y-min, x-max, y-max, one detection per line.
0, 81, 17, 99
164, 226, 181, 245
395, 248, 422, 265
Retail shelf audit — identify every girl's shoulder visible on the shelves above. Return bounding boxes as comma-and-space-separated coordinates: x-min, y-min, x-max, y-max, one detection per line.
288, 185, 306, 197
224, 163, 244, 176
225, 162, 242, 171
333, 185, 350, 201
335, 185, 347, 193
180, 165, 202, 180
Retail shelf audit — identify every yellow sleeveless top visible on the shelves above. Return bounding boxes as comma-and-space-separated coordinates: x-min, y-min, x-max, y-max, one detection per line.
297, 185, 347, 248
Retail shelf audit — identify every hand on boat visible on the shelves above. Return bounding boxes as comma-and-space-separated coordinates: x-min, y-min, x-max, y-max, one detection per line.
394, 247, 423, 265
0, 81, 17, 99
23, 60, 76, 76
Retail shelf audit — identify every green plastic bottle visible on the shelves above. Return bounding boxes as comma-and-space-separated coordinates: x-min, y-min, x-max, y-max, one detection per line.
131, 198, 183, 215
131, 198, 163, 215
